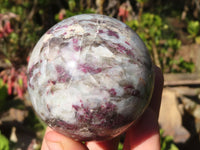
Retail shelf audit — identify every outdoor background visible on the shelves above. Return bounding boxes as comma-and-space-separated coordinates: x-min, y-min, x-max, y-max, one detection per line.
0, 0, 200, 149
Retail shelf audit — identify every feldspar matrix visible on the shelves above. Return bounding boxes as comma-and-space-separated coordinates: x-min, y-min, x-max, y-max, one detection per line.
27, 14, 154, 141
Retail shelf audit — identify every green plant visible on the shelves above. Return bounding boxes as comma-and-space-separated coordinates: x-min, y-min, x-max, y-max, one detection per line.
0, 0, 44, 66
118, 142, 123, 150
177, 57, 195, 73
0, 131, 10, 150
0, 78, 8, 111
127, 13, 158, 52
160, 130, 179, 150
126, 13, 194, 73
187, 20, 200, 44
127, 13, 165, 53
55, 0, 94, 21
187, 21, 200, 38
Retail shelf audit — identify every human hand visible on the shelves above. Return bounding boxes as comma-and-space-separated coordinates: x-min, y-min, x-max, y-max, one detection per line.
41, 66, 164, 150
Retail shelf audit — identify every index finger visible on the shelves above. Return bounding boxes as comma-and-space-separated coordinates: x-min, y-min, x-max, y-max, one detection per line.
123, 66, 164, 150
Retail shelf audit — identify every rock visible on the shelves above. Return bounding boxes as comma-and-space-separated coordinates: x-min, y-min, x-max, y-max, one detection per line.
1, 108, 28, 122
10, 126, 18, 143
180, 95, 200, 119
159, 88, 190, 143
179, 94, 200, 139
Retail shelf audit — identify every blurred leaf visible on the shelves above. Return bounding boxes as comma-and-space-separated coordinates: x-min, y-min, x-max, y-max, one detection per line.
126, 20, 139, 30
187, 21, 200, 37
18, 78, 23, 87
118, 142, 123, 150
160, 129, 179, 150
9, 33, 18, 44
0, 131, 10, 150
167, 39, 181, 50
178, 57, 195, 73
195, 36, 200, 44
68, 0, 76, 11
170, 144, 179, 150
0, 79, 8, 111
4, 59, 12, 66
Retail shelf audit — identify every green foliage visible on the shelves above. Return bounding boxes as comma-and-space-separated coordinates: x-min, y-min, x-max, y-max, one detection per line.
118, 142, 123, 150
0, 0, 43, 65
167, 39, 181, 51
127, 13, 166, 52
160, 130, 179, 150
55, 0, 94, 21
177, 57, 195, 73
127, 13, 194, 73
0, 131, 10, 150
187, 20, 200, 44
0, 79, 8, 111
187, 21, 200, 38
68, 0, 76, 11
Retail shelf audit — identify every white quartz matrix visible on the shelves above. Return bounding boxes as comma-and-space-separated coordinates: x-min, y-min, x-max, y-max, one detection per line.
27, 14, 154, 141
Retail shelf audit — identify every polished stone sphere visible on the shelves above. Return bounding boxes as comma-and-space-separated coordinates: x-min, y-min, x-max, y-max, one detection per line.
27, 14, 154, 141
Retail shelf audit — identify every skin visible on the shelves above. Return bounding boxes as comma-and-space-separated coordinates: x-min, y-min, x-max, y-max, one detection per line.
41, 66, 164, 150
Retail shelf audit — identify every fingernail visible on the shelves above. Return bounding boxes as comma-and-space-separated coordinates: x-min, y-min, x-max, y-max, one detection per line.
46, 141, 63, 150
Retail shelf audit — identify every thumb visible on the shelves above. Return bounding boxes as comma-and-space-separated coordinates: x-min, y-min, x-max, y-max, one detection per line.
42, 127, 88, 150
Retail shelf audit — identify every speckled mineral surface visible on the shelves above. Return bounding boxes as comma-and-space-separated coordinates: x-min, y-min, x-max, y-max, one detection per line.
27, 14, 154, 141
